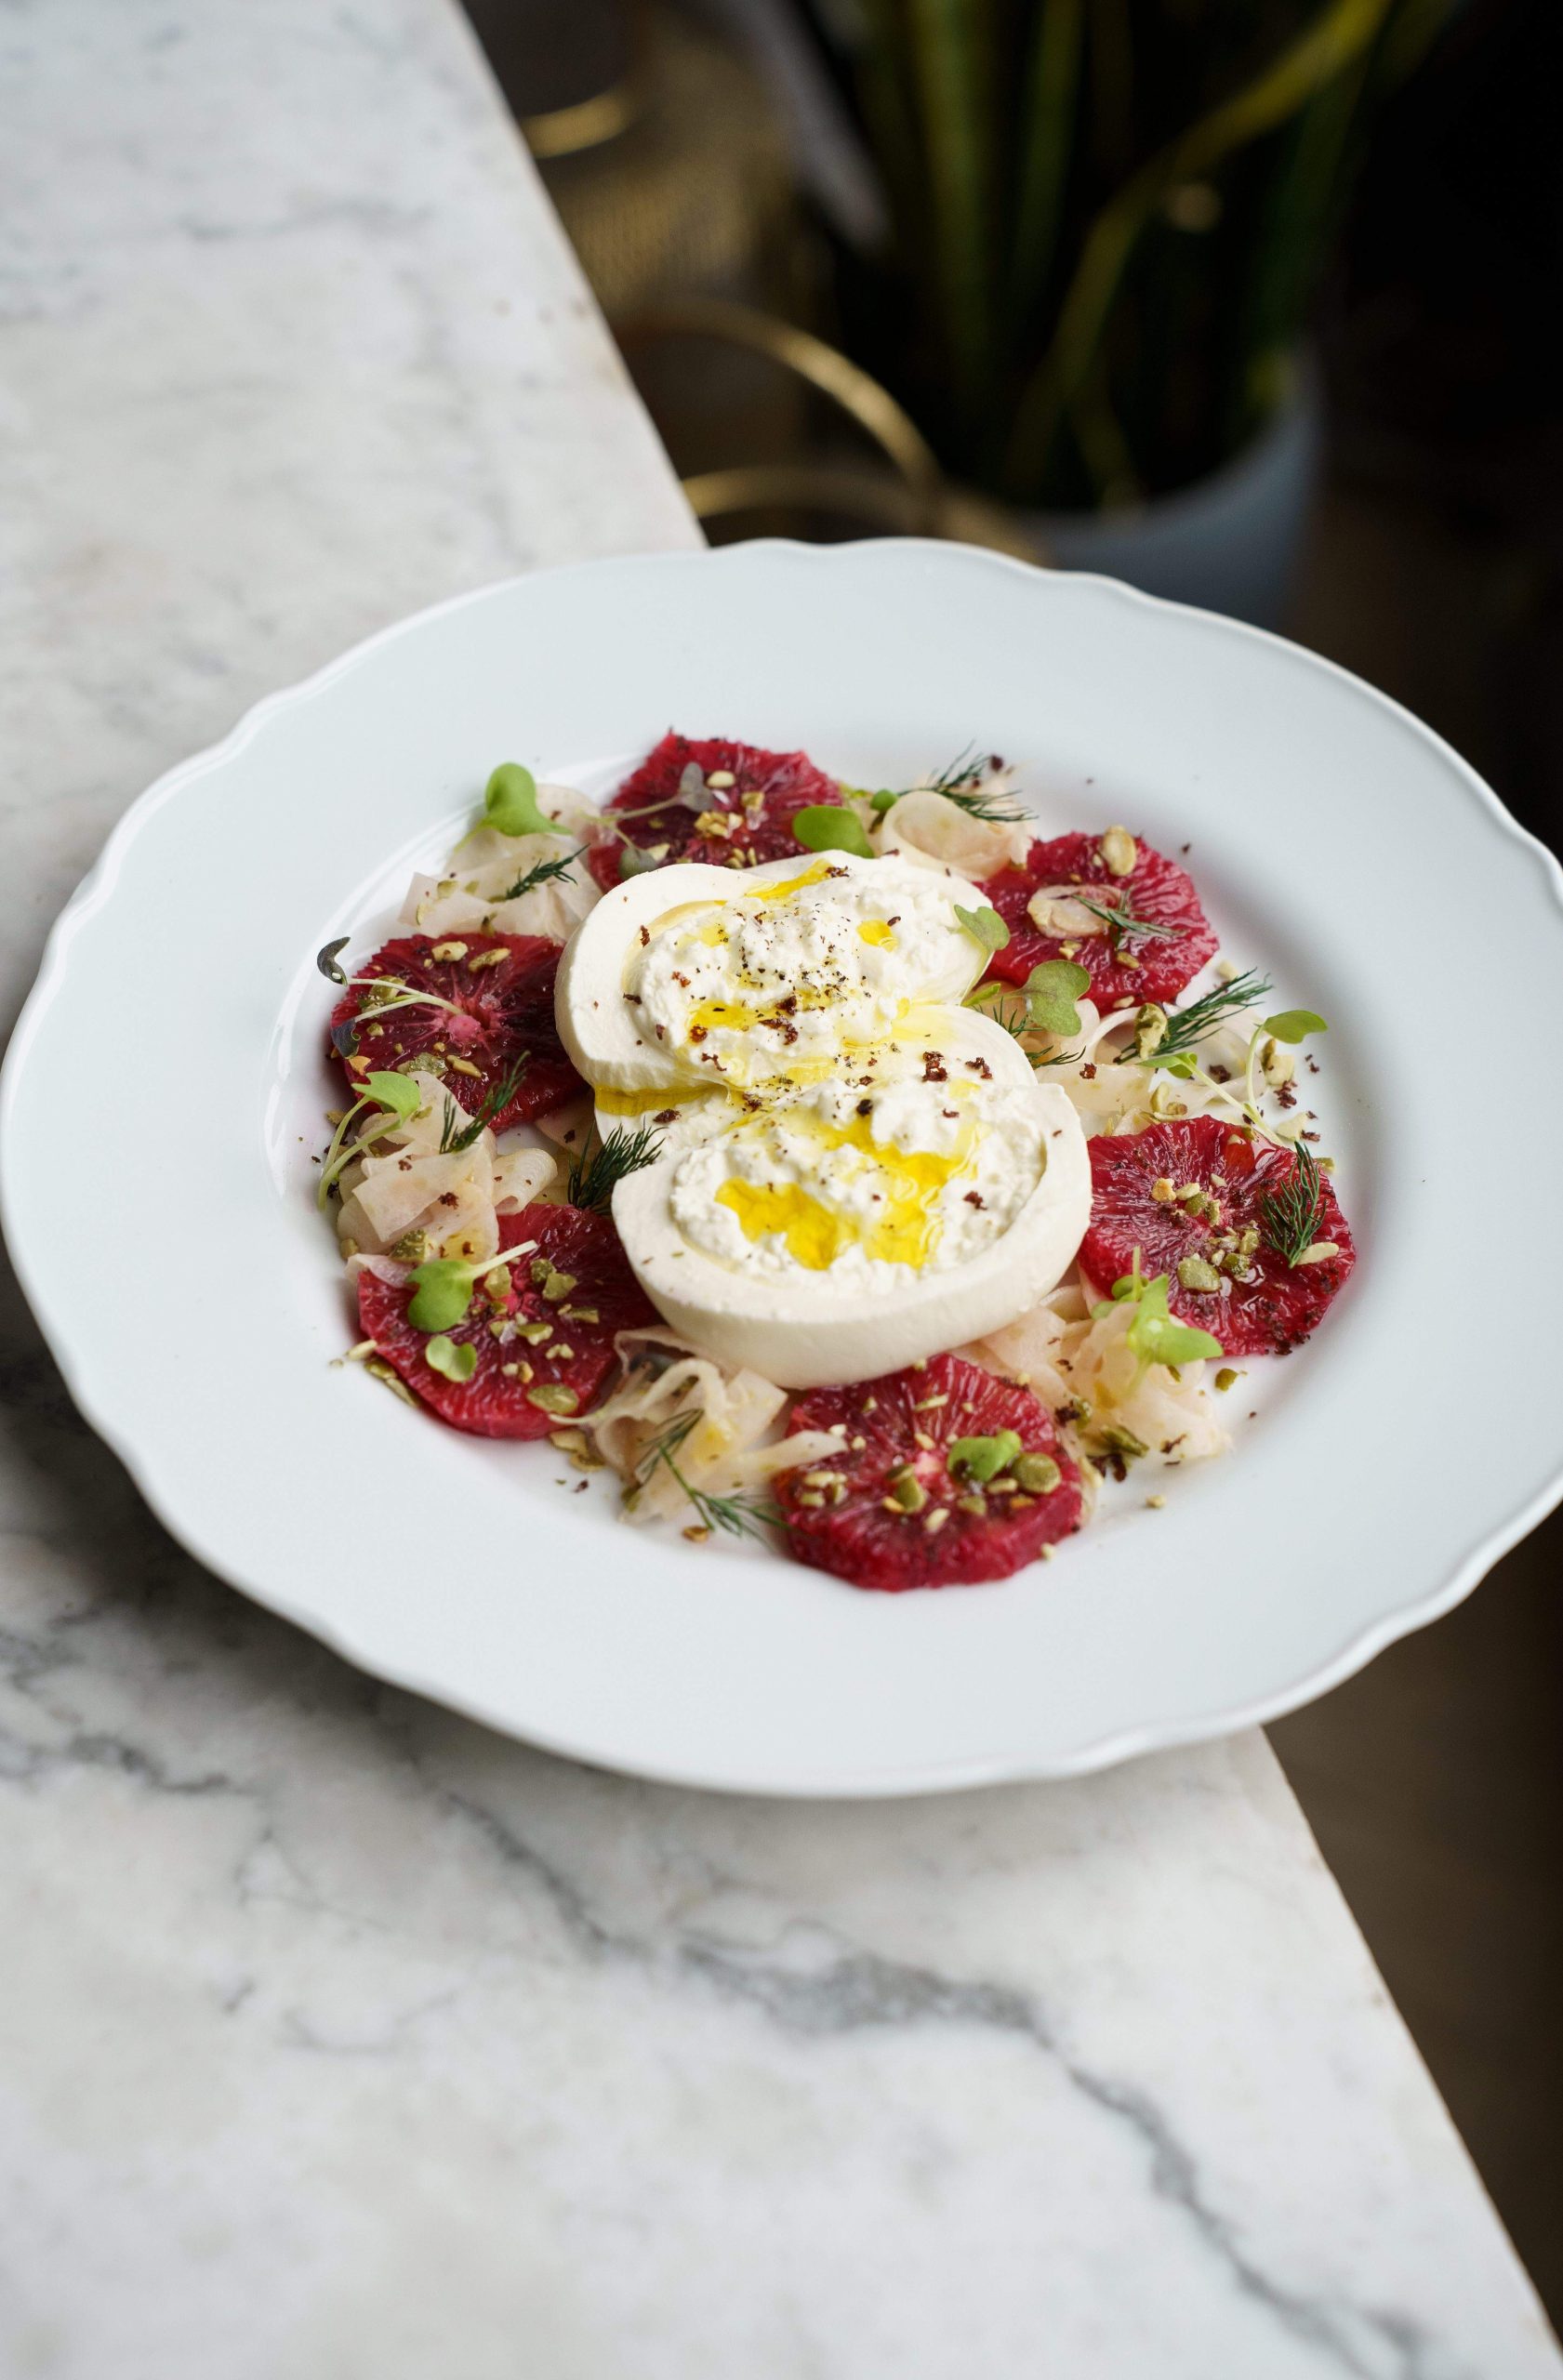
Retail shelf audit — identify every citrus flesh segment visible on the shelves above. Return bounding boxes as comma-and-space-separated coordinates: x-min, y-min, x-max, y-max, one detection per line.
330, 932, 581, 1127
356, 1205, 656, 1437
1081, 1116, 1356, 1355
587, 733, 846, 891
775, 1353, 1082, 1589
984, 830, 1217, 1011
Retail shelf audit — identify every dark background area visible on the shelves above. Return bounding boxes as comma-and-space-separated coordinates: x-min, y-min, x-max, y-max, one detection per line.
486, 0, 1563, 2307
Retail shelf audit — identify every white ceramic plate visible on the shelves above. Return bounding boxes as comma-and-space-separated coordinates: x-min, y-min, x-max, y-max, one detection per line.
5, 543, 1562, 1795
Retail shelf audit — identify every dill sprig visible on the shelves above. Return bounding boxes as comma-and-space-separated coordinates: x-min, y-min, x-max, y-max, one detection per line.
924, 744, 1028, 824
439, 1055, 530, 1153
1073, 890, 1185, 944
1131, 969, 1272, 1066
502, 845, 585, 902
566, 1122, 665, 1213
637, 1412, 781, 1543
1259, 1142, 1326, 1268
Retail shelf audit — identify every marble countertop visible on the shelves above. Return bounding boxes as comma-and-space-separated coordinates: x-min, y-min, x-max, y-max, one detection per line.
0, 4, 1556, 2374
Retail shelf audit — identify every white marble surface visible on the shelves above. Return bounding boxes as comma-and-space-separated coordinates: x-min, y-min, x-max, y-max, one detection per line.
0, 4, 1557, 2375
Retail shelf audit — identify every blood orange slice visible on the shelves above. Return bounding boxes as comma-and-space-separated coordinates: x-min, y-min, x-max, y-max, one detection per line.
775, 1354, 1081, 1590
1081, 1116, 1356, 1355
329, 932, 580, 1126
587, 733, 846, 891
356, 1205, 656, 1437
985, 830, 1216, 1011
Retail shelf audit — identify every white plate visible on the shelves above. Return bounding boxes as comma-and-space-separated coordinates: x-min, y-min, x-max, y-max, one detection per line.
5, 542, 1561, 1795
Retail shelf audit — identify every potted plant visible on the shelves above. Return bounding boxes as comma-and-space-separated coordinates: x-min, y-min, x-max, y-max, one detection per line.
791, 0, 1452, 621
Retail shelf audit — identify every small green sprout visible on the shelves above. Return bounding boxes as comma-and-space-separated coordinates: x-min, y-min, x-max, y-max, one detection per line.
425, 1335, 478, 1384
792, 805, 875, 860
482, 762, 560, 840
948, 1430, 1023, 1484
954, 904, 1011, 955
1263, 1009, 1328, 1044
316, 1070, 424, 1208
406, 1247, 518, 1334
1023, 959, 1091, 1037
1093, 1253, 1224, 1368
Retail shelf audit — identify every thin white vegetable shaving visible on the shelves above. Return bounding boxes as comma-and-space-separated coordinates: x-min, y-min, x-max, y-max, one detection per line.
335, 1072, 556, 1263
400, 786, 602, 944
964, 1283, 1230, 1470
872, 785, 1035, 879
582, 1329, 839, 1527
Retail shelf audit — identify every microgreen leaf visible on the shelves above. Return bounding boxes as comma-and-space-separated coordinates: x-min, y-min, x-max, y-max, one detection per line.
425, 1334, 477, 1384
364, 1070, 422, 1120
483, 762, 559, 840
316, 937, 351, 985
567, 1123, 665, 1214
868, 788, 899, 813
955, 904, 1011, 954
618, 840, 670, 879
949, 1430, 1023, 1484
792, 805, 874, 860
1024, 959, 1090, 1036
406, 1260, 479, 1334
1093, 1263, 1223, 1366
1263, 1009, 1328, 1044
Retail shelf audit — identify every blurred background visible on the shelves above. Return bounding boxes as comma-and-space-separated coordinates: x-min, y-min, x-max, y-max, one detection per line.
468, 0, 1563, 2307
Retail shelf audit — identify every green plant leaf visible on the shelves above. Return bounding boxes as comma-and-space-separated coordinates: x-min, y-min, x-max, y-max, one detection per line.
1263, 1009, 1328, 1043
617, 841, 669, 879
948, 1430, 1023, 1484
406, 1259, 480, 1334
1024, 958, 1090, 1035
425, 1334, 477, 1384
868, 788, 899, 813
363, 1070, 422, 1120
483, 762, 557, 840
316, 936, 351, 985
955, 904, 1010, 954
1093, 1263, 1223, 1366
792, 805, 875, 859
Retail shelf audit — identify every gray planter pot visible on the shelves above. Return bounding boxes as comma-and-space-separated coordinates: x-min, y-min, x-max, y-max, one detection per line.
1026, 374, 1323, 628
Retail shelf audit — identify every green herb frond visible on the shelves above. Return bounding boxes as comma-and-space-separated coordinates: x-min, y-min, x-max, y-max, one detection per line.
439, 1055, 530, 1153
1259, 1142, 1325, 1269
637, 1411, 780, 1542
502, 845, 585, 902
566, 1122, 665, 1213
1073, 890, 1185, 944
1135, 969, 1272, 1065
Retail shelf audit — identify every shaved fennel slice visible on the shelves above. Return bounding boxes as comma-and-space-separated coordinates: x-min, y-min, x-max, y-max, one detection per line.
874, 786, 1035, 879
584, 1329, 839, 1527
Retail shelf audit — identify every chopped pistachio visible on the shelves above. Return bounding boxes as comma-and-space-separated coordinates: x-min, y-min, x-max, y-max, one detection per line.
1294, 1240, 1341, 1267
1177, 1254, 1223, 1293
526, 1383, 579, 1415
1150, 1176, 1176, 1203
923, 1508, 950, 1535
1214, 1367, 1238, 1392
1100, 825, 1137, 878
1013, 1451, 1062, 1495
540, 1267, 577, 1302
430, 940, 469, 961
886, 1466, 928, 1514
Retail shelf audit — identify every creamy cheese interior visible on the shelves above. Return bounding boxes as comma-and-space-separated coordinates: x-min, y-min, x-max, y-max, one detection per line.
626, 860, 979, 1088
667, 1042, 1046, 1290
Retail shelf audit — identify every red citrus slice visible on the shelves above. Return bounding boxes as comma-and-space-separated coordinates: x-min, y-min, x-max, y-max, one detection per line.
985, 830, 1216, 1010
1081, 1116, 1356, 1355
775, 1353, 1082, 1590
356, 1206, 656, 1437
588, 733, 846, 891
330, 932, 580, 1126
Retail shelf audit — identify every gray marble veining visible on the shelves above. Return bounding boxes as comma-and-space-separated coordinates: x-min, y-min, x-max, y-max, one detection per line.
0, 3, 1556, 2374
